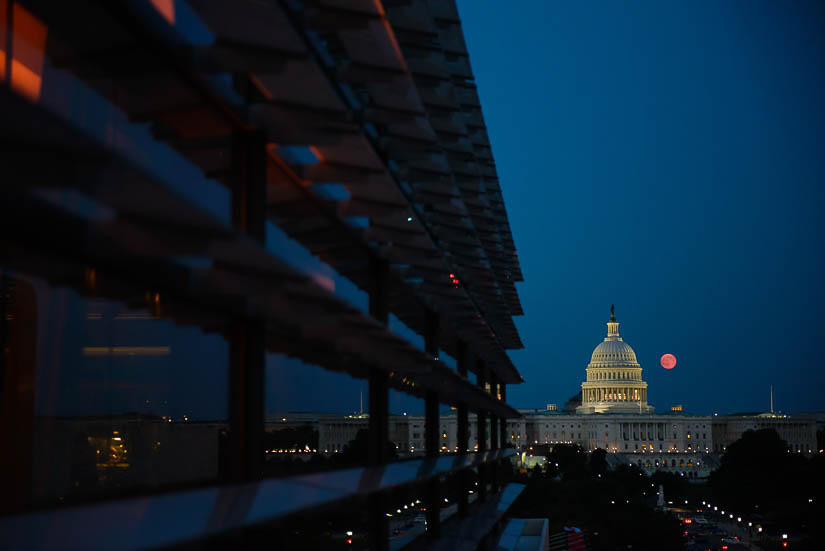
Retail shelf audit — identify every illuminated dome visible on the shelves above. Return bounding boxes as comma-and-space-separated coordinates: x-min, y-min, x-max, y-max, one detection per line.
577, 306, 653, 415
589, 338, 639, 367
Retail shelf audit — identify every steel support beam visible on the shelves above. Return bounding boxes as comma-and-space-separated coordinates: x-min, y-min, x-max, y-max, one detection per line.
231, 130, 267, 243
228, 129, 267, 483
368, 257, 390, 551
456, 341, 470, 517
476, 360, 488, 500
228, 320, 266, 482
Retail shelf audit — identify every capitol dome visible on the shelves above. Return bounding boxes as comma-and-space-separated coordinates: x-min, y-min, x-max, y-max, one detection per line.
577, 305, 654, 414
589, 339, 639, 366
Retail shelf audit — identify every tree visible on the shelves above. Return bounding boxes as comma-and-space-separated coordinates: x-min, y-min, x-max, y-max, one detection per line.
590, 448, 608, 475
710, 428, 790, 511
333, 429, 397, 467
547, 443, 588, 480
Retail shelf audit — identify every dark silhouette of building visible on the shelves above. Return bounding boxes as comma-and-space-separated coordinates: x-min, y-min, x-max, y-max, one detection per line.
0, 1, 526, 549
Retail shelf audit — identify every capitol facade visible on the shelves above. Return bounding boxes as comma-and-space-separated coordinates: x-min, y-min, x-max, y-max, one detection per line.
280, 307, 818, 480
577, 306, 653, 414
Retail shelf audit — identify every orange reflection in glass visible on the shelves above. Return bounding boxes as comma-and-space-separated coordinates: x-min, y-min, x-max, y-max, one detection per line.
10, 3, 47, 102
0, 0, 7, 82
150, 0, 175, 25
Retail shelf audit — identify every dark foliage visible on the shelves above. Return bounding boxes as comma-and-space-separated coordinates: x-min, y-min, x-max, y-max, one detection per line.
589, 447, 608, 475
507, 463, 686, 551
709, 428, 825, 548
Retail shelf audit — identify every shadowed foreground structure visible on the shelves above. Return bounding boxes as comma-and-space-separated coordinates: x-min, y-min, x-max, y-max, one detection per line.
0, 1, 527, 549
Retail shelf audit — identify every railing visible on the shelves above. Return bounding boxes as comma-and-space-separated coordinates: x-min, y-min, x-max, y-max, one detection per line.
0, 451, 518, 551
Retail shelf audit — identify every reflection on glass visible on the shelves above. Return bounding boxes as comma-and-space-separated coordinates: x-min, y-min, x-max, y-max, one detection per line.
9, 3, 47, 102
0, 269, 228, 511
265, 357, 375, 477
0, 0, 7, 82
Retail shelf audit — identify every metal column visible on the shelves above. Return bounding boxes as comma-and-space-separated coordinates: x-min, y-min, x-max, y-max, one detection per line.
367, 257, 390, 551
456, 341, 469, 517
476, 361, 487, 501
228, 130, 267, 483
500, 383, 508, 446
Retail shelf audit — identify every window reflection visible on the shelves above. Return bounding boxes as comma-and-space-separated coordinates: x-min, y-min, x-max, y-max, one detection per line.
8, 3, 47, 102
0, 269, 228, 511
0, 0, 7, 83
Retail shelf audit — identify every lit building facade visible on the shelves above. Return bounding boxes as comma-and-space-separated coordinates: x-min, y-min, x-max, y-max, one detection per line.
577, 307, 653, 414
711, 413, 818, 455
310, 306, 818, 479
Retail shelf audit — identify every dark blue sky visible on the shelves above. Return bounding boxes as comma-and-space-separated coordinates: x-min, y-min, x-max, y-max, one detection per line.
457, 0, 825, 414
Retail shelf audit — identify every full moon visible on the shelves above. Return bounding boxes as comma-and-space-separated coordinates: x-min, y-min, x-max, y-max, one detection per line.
660, 354, 677, 370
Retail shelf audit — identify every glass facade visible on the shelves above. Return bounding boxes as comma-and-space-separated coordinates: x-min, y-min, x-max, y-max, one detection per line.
0, 1, 524, 549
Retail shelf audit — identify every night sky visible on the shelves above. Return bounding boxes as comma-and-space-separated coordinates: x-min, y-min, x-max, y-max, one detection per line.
457, 0, 825, 414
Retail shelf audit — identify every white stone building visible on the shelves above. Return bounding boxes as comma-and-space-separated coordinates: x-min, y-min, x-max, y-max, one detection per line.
577, 307, 653, 414
312, 307, 817, 469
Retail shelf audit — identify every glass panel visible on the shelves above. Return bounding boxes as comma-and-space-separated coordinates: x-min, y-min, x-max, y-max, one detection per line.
0, 269, 228, 513
389, 391, 425, 456
440, 351, 457, 370
265, 356, 368, 476
388, 313, 425, 353
265, 222, 369, 314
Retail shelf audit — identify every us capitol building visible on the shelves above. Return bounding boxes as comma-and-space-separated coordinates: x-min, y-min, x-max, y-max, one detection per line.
273, 307, 818, 479
577, 305, 653, 414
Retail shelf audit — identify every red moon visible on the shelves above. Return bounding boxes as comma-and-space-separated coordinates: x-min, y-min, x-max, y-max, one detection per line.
660, 354, 677, 370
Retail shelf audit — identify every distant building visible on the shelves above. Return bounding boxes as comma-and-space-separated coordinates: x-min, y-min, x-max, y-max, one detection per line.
304, 307, 819, 478
711, 413, 817, 454
577, 307, 653, 414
